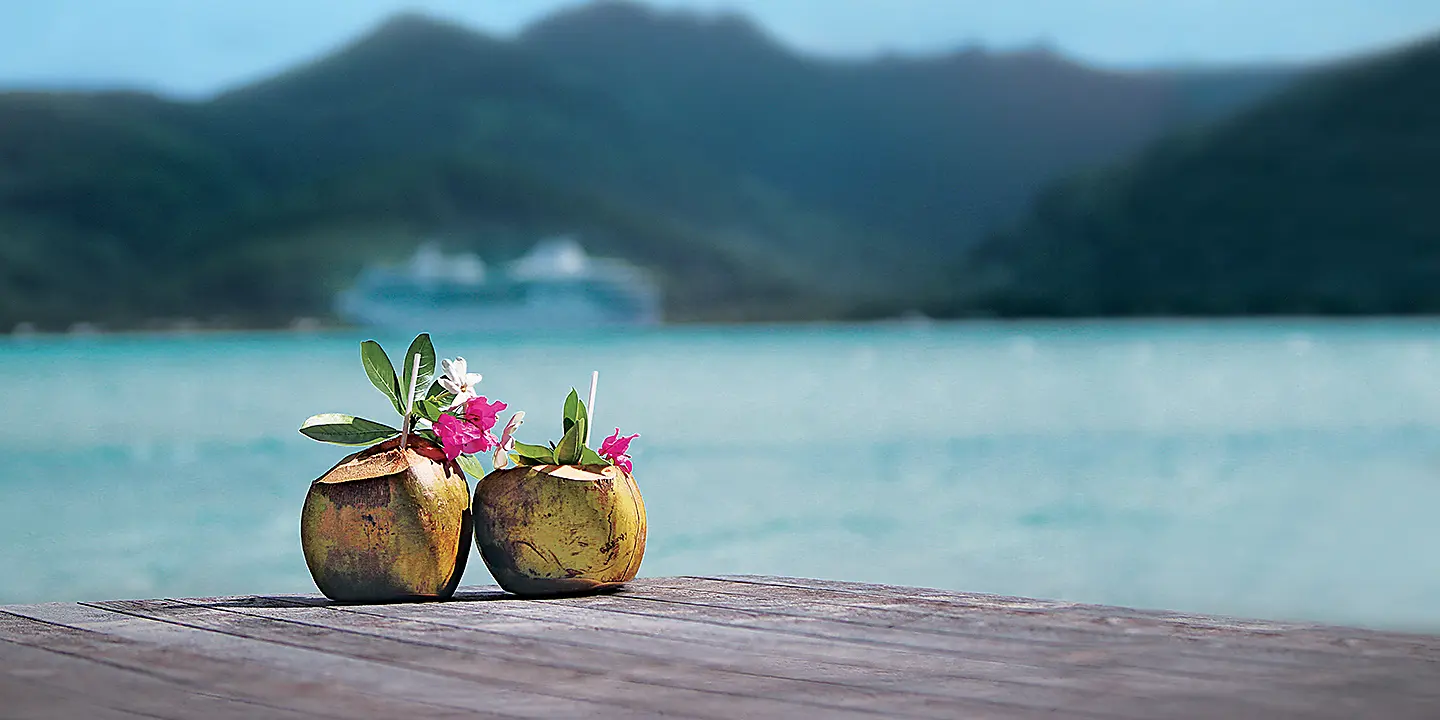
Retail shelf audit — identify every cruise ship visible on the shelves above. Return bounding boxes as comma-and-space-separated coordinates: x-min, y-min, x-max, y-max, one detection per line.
335, 237, 662, 331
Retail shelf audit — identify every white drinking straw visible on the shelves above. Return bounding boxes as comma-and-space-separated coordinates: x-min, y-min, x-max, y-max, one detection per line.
400, 352, 421, 451
586, 370, 598, 446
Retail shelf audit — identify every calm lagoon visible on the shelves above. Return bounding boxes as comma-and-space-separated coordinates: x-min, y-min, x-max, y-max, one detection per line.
3, 319, 1439, 631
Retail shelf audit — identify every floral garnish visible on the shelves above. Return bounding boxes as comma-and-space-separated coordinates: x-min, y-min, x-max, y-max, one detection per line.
429, 395, 508, 461
492, 411, 526, 469
598, 429, 639, 473
434, 413, 494, 460
503, 373, 639, 474
463, 396, 507, 435
438, 357, 483, 409
298, 334, 518, 478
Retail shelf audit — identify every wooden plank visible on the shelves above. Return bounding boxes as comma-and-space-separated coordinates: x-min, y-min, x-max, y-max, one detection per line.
508, 580, 1439, 695
327, 589, 1339, 720
0, 605, 526, 720
441, 578, 1440, 718
0, 638, 319, 720
704, 575, 1440, 659
101, 597, 906, 720
132, 595, 1054, 719
626, 577, 1440, 669
2, 576, 1437, 719
462, 583, 1399, 693
0, 672, 163, 720
615, 578, 1440, 686
204, 597, 996, 719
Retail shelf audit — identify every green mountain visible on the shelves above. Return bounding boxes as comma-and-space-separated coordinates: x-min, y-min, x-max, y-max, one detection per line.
0, 2, 1295, 331
944, 36, 1440, 317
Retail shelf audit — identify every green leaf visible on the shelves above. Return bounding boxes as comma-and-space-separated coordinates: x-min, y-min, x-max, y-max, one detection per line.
511, 441, 555, 465
580, 446, 610, 466
455, 454, 488, 478
300, 414, 399, 446
417, 381, 454, 422
414, 428, 440, 446
424, 379, 449, 401
555, 412, 586, 465
360, 341, 404, 415
417, 398, 445, 422
562, 389, 585, 434
398, 333, 436, 412
557, 388, 590, 464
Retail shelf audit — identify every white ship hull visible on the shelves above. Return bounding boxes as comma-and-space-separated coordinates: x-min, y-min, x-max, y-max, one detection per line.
336, 286, 660, 332
335, 238, 662, 331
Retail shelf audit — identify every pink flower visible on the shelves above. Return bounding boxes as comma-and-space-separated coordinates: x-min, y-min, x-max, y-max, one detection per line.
598, 428, 638, 473
463, 396, 507, 434
434, 413, 493, 461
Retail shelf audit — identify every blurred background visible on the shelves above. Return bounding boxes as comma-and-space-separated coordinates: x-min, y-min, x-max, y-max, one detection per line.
4, 0, 1440, 629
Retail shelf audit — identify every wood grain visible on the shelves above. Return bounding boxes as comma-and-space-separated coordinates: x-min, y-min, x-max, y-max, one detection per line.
1, 576, 1436, 719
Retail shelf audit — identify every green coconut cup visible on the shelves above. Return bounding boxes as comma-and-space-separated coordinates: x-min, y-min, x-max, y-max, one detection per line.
474, 463, 647, 597
300, 437, 472, 602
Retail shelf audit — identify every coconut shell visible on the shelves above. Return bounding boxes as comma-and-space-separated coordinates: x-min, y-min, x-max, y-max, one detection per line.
300, 437, 471, 602
473, 464, 646, 597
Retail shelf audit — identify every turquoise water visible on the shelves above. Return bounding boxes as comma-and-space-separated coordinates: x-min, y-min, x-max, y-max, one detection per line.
3, 320, 1440, 631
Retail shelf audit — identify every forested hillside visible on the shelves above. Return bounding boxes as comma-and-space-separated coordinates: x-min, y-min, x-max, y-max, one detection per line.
941, 35, 1440, 317
0, 2, 1294, 330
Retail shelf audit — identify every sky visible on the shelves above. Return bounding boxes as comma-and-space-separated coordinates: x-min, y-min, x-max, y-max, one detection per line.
3, 0, 1440, 97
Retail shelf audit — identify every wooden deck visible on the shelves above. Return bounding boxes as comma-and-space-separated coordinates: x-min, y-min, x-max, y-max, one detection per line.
1, 576, 1438, 719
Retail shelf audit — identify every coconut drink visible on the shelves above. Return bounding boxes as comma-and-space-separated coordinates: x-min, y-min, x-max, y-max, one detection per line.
297, 333, 519, 602
475, 461, 646, 596
467, 377, 647, 596
300, 436, 470, 601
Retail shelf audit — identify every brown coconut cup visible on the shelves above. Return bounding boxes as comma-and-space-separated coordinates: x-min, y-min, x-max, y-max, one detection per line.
300, 437, 472, 602
473, 464, 646, 597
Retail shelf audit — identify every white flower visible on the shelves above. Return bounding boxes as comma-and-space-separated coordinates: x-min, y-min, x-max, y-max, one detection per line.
438, 357, 483, 409
492, 411, 526, 469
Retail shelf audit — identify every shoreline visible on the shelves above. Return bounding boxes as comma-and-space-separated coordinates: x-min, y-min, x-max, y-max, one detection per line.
9, 313, 1440, 343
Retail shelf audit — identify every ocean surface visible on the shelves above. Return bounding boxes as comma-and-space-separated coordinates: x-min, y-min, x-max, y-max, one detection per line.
3, 319, 1440, 631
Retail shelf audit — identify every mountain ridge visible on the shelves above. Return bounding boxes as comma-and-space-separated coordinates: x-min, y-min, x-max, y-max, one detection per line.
937, 32, 1440, 317
0, 2, 1300, 330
